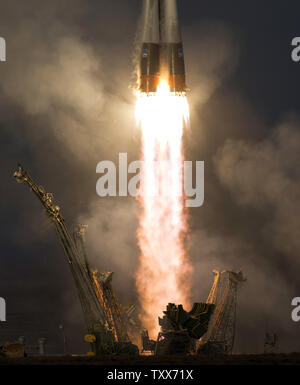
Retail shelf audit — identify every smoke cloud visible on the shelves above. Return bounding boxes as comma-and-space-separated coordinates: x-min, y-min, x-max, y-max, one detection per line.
215, 119, 300, 262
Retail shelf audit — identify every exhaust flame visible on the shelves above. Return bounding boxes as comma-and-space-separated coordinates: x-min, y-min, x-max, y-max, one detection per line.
135, 81, 193, 338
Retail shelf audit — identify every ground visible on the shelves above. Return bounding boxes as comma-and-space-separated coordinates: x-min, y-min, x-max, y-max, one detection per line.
0, 353, 300, 365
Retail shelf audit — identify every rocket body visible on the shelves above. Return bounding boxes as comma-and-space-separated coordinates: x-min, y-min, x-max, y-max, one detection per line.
139, 0, 186, 93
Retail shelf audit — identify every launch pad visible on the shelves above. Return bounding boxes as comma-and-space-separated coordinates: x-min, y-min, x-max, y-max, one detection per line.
0, 165, 248, 359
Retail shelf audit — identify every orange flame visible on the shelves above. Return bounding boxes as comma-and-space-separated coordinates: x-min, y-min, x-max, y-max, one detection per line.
135, 81, 193, 338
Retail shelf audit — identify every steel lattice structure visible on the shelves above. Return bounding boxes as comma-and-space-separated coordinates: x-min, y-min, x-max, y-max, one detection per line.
14, 165, 133, 355
199, 270, 246, 354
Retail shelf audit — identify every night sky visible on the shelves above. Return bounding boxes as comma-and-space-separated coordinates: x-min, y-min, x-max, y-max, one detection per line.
0, 0, 299, 354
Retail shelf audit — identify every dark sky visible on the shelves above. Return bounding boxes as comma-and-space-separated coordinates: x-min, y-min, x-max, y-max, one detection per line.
0, 0, 299, 354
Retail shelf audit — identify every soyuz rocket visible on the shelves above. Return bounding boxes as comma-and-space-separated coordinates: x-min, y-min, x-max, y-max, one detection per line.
139, 0, 187, 94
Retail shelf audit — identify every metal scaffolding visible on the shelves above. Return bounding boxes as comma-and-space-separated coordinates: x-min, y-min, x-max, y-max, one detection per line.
14, 165, 136, 355
199, 270, 246, 354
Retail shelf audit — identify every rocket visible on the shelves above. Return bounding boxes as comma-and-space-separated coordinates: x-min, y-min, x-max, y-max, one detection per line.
139, 0, 187, 94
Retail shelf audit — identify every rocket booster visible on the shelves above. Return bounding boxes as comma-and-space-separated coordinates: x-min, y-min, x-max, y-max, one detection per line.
139, 0, 186, 93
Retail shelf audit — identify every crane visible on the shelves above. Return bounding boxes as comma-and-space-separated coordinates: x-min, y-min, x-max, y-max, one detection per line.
14, 164, 137, 355
198, 269, 246, 354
